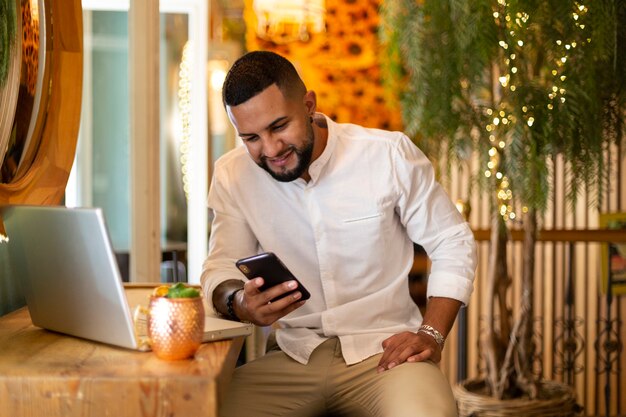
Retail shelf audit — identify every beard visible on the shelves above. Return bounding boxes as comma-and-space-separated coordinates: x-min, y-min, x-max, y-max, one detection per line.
258, 123, 314, 182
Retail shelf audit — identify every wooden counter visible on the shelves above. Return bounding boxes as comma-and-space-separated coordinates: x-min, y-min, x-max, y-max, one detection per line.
0, 307, 244, 417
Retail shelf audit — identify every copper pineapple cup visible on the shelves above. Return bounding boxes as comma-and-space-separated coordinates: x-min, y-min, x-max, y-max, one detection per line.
147, 296, 205, 360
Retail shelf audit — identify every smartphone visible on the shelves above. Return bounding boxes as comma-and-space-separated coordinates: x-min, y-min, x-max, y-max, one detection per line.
235, 252, 311, 301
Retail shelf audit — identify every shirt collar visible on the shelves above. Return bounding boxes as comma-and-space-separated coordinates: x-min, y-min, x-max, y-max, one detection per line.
306, 114, 337, 184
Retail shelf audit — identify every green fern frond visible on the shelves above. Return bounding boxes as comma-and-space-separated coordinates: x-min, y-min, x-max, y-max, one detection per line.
380, 0, 625, 214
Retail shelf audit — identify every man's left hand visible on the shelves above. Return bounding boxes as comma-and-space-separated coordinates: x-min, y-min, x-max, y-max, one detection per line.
376, 331, 441, 373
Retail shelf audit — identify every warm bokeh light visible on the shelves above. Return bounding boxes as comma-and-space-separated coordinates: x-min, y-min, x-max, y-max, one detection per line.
178, 42, 191, 200
252, 0, 325, 43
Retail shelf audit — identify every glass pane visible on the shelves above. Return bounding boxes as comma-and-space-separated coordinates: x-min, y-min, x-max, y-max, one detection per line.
89, 10, 130, 252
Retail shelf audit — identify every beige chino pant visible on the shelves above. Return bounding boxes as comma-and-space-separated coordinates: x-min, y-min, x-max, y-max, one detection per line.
220, 338, 458, 417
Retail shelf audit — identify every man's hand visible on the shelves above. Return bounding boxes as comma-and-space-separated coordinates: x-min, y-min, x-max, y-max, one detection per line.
375, 297, 462, 373
376, 331, 442, 373
234, 277, 306, 326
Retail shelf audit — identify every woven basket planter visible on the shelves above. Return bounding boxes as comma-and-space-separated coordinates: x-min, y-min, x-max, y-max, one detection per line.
454, 379, 579, 417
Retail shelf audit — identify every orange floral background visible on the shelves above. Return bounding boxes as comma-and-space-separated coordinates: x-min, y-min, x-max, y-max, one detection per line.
243, 0, 402, 131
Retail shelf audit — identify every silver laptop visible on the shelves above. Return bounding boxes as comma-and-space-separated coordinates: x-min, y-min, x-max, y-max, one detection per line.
1, 205, 252, 350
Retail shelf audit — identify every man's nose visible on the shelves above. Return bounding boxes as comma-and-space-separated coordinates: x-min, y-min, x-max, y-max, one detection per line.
261, 134, 284, 158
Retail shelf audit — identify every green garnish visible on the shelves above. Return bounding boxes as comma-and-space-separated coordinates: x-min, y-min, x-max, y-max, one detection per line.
166, 282, 201, 298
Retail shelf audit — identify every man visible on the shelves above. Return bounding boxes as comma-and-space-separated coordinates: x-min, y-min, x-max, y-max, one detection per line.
201, 50, 476, 417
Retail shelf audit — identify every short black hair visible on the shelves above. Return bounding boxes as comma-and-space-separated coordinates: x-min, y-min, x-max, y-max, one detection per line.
222, 51, 306, 107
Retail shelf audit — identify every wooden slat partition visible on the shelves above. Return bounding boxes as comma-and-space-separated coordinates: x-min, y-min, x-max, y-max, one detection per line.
437, 142, 625, 416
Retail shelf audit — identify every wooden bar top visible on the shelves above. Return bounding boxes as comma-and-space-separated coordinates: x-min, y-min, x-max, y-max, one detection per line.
0, 307, 244, 417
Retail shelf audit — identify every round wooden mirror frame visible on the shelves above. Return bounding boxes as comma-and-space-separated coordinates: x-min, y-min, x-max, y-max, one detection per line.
0, 0, 82, 231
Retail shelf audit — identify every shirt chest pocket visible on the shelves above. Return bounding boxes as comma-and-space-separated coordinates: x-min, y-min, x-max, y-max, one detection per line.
343, 213, 383, 224
337, 209, 388, 261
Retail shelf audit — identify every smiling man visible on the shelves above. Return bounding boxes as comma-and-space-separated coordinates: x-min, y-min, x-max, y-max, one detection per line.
201, 51, 477, 417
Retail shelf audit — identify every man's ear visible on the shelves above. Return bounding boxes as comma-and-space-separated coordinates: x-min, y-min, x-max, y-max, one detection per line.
303, 90, 317, 115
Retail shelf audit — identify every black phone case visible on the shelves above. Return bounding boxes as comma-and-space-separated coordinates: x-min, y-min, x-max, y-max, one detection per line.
235, 252, 311, 301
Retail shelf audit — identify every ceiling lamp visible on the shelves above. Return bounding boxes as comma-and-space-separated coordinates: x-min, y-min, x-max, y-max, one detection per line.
253, 0, 325, 44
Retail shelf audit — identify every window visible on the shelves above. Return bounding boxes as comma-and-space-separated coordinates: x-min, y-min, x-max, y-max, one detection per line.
67, 0, 208, 283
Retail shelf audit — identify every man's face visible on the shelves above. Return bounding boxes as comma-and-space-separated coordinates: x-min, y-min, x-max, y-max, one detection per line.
226, 84, 315, 182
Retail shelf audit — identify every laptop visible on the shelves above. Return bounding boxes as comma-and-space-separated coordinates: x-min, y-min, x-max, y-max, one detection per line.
1, 205, 252, 350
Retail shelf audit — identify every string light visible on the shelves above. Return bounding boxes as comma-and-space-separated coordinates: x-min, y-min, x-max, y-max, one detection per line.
484, 1, 589, 222
483, 106, 517, 221
178, 41, 192, 201
486, 2, 522, 221
547, 3, 589, 111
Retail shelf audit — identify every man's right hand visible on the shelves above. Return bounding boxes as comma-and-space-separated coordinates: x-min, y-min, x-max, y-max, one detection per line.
212, 278, 305, 326
233, 278, 306, 326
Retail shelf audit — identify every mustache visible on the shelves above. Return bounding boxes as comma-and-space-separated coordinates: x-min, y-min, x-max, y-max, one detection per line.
261, 146, 296, 163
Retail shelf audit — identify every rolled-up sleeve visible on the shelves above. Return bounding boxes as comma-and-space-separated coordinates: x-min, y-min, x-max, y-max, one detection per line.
393, 135, 477, 305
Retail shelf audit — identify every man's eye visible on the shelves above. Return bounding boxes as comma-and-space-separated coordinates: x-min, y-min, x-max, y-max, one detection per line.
242, 136, 259, 143
273, 123, 287, 131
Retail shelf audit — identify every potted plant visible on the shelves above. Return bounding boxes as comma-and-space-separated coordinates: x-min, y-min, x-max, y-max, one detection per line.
380, 0, 625, 414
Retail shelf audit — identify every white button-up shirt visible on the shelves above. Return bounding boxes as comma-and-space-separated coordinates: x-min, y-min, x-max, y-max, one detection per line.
201, 115, 476, 365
